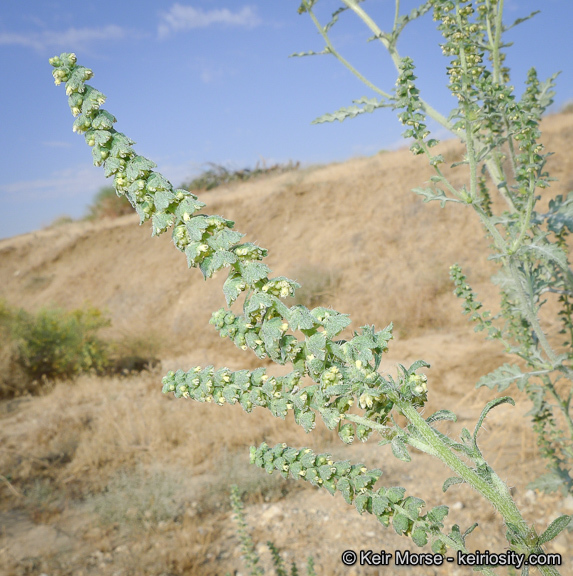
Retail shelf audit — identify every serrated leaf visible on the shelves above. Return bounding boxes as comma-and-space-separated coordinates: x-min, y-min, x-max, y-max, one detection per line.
386, 487, 406, 503
370, 492, 389, 516
537, 515, 572, 545
207, 228, 244, 251
354, 493, 371, 514
336, 477, 354, 504
473, 397, 515, 446
151, 212, 175, 236
93, 129, 112, 146
239, 261, 271, 284
411, 527, 428, 547
81, 86, 106, 114
260, 317, 283, 349
109, 132, 135, 158
175, 195, 206, 219
322, 313, 351, 337
426, 410, 457, 424
391, 437, 411, 462
412, 187, 462, 207
442, 476, 464, 492
296, 410, 315, 432
528, 471, 573, 495
244, 292, 274, 316
476, 363, 529, 392
223, 273, 243, 306
103, 157, 122, 177
289, 48, 330, 58
288, 305, 316, 331
392, 512, 410, 535
427, 505, 449, 524
312, 97, 389, 124
318, 407, 340, 430
307, 332, 327, 360
407, 360, 430, 375
522, 235, 569, 272
200, 250, 237, 278
154, 190, 176, 212
503, 10, 540, 31
126, 156, 156, 180
91, 109, 116, 130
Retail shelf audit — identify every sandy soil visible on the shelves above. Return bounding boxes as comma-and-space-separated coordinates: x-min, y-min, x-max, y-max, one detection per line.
1, 113, 573, 575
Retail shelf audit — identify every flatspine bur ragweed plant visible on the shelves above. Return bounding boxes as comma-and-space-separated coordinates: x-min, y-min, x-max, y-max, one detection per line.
49, 0, 571, 571
295, 0, 573, 497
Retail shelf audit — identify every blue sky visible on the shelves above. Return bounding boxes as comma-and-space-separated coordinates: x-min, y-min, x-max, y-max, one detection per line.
1, 1, 571, 239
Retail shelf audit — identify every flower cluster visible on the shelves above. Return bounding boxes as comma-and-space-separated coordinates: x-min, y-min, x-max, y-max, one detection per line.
251, 443, 459, 552
393, 57, 438, 156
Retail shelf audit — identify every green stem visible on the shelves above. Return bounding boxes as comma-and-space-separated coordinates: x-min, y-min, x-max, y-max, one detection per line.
397, 402, 561, 576
339, 0, 456, 133
303, 0, 391, 99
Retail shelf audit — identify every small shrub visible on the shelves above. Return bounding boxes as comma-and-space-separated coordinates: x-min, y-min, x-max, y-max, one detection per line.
91, 465, 182, 530
182, 160, 300, 192
85, 185, 132, 220
0, 301, 111, 395
230, 485, 316, 576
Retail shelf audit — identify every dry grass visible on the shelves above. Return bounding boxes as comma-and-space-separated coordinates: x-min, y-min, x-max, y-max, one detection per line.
2, 114, 573, 575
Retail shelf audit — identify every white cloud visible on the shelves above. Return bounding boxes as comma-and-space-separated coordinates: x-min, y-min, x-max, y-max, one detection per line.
158, 4, 261, 38
0, 165, 108, 201
0, 25, 128, 53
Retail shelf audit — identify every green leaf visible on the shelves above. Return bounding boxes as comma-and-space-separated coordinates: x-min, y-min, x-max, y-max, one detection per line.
288, 306, 316, 331
412, 187, 462, 208
175, 195, 206, 219
103, 157, 122, 177
296, 409, 315, 432
200, 250, 237, 278
261, 318, 284, 349
322, 313, 351, 337
528, 471, 573, 495
392, 512, 410, 535
426, 410, 457, 424
503, 10, 540, 31
407, 360, 430, 374
81, 86, 106, 114
411, 527, 428, 547
109, 132, 135, 158
307, 332, 327, 360
523, 234, 569, 272
354, 493, 371, 514
92, 129, 112, 146
239, 261, 271, 285
386, 487, 406, 503
427, 505, 449, 524
223, 274, 244, 305
476, 364, 529, 392
442, 476, 464, 492
91, 109, 116, 130
391, 437, 411, 462
473, 397, 515, 446
151, 212, 175, 236
289, 48, 330, 58
126, 156, 157, 180
312, 97, 389, 124
154, 190, 176, 212
147, 172, 172, 193
537, 515, 572, 545
318, 407, 340, 430
207, 229, 244, 251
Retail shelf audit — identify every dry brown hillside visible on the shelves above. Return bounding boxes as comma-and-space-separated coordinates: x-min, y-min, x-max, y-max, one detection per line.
1, 113, 573, 576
